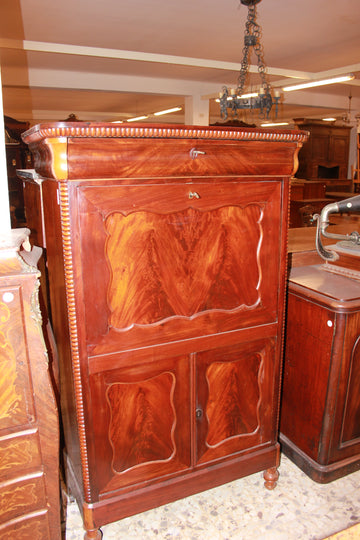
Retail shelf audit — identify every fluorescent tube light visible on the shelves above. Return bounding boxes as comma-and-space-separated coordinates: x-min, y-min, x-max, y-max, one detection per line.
216, 92, 258, 103
261, 122, 289, 127
238, 92, 258, 99
282, 74, 354, 92
322, 117, 336, 122
127, 115, 148, 122
154, 107, 182, 116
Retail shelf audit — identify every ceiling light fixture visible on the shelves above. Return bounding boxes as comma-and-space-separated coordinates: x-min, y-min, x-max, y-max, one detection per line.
127, 115, 148, 122
322, 117, 336, 122
154, 107, 182, 116
261, 122, 289, 127
218, 0, 280, 121
282, 73, 354, 92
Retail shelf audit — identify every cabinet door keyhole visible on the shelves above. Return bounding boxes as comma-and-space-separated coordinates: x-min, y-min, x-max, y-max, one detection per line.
196, 408, 203, 419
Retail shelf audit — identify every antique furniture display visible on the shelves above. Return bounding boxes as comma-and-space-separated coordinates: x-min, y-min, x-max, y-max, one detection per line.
0, 229, 60, 539
22, 122, 307, 539
295, 119, 351, 181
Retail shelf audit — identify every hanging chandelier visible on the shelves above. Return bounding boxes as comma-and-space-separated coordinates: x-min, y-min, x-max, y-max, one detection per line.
219, 0, 280, 121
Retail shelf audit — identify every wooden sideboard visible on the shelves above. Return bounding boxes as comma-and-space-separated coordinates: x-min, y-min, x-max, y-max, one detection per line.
281, 264, 360, 483
22, 122, 307, 539
0, 229, 60, 539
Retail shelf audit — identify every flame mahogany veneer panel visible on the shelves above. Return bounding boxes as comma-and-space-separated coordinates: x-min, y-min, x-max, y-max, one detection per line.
76, 181, 282, 354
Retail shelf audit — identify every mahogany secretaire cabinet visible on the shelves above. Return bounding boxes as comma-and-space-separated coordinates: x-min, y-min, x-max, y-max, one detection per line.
0, 229, 60, 539
22, 123, 307, 539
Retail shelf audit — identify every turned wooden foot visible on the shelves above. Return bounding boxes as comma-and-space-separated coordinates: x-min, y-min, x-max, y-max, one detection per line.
263, 466, 279, 490
84, 527, 102, 539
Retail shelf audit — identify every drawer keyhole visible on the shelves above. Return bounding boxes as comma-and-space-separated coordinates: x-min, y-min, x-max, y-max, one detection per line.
189, 191, 200, 200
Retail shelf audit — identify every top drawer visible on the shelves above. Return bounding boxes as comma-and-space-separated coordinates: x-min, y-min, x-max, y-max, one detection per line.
22, 123, 307, 181
66, 138, 298, 179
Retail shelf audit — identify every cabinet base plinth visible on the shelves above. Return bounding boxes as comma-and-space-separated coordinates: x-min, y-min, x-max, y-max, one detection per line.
70, 444, 280, 533
280, 434, 360, 484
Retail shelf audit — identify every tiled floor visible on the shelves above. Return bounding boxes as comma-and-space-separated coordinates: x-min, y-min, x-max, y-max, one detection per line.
65, 454, 360, 540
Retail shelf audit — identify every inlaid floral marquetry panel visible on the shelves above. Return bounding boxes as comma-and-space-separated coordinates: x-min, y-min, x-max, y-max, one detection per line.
0, 289, 35, 430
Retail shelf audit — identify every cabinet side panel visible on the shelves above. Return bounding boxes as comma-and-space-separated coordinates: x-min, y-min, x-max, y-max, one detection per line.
41, 180, 83, 493
280, 293, 335, 461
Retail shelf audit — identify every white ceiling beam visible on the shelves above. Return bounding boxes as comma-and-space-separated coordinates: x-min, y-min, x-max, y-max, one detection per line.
0, 38, 312, 80
4, 66, 222, 97
279, 90, 360, 110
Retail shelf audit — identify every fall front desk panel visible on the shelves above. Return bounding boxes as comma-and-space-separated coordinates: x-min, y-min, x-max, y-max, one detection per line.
21, 123, 307, 538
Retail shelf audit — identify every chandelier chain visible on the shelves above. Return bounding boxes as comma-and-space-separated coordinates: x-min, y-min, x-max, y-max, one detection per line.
219, 0, 280, 122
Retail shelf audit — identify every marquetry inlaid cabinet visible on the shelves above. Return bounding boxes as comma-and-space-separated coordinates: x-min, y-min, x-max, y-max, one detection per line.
22, 123, 307, 539
0, 229, 60, 539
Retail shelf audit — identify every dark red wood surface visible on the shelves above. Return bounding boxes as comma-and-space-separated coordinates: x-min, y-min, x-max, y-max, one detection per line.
22, 123, 306, 538
281, 265, 360, 482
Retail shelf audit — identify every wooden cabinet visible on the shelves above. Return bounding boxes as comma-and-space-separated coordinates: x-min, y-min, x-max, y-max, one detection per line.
295, 120, 351, 180
5, 117, 32, 227
22, 123, 307, 539
280, 265, 360, 483
0, 229, 60, 539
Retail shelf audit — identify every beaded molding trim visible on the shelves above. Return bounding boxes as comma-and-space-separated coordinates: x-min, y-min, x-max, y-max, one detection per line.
323, 262, 360, 281
58, 182, 92, 502
22, 123, 309, 144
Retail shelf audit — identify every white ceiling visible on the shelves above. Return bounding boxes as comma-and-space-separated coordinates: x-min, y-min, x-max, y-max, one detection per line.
1, 0, 360, 127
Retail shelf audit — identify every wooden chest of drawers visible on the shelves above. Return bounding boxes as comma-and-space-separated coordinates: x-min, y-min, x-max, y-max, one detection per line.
22, 123, 307, 539
0, 229, 60, 539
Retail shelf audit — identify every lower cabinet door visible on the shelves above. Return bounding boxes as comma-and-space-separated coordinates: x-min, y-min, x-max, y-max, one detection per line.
88, 337, 278, 498
89, 353, 192, 496
195, 339, 277, 465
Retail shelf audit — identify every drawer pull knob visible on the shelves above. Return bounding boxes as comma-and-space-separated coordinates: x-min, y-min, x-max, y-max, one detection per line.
190, 148, 206, 159
189, 191, 200, 200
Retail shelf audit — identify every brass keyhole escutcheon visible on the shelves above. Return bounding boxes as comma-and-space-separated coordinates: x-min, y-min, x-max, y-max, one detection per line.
189, 191, 200, 200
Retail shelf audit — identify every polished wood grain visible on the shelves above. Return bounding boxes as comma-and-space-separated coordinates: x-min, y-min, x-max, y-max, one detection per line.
107, 372, 176, 471
105, 204, 261, 326
77, 181, 282, 355
21, 123, 306, 538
